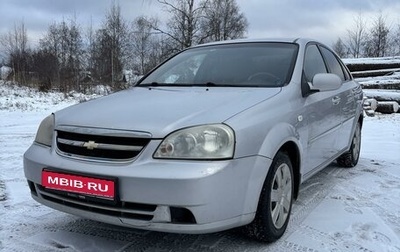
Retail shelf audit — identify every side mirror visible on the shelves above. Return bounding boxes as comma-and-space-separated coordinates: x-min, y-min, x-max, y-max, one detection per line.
310, 73, 341, 92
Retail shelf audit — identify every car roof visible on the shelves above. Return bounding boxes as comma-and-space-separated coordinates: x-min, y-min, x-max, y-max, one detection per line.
191, 38, 321, 48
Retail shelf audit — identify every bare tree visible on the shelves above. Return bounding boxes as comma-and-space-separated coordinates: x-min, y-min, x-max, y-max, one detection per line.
39, 22, 61, 86
0, 21, 30, 84
154, 0, 207, 52
391, 24, 400, 56
39, 18, 83, 91
130, 16, 162, 75
200, 0, 248, 43
332, 38, 347, 58
68, 18, 84, 90
92, 2, 129, 87
84, 17, 96, 75
364, 13, 390, 57
346, 13, 366, 58
30, 49, 58, 91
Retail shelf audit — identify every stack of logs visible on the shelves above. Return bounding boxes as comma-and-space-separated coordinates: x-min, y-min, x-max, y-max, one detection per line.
364, 97, 400, 116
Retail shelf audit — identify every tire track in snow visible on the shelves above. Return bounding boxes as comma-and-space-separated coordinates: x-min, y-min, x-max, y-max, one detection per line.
272, 162, 378, 251
298, 224, 375, 252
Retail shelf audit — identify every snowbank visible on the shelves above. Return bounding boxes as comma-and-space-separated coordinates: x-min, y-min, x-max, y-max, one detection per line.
0, 81, 101, 111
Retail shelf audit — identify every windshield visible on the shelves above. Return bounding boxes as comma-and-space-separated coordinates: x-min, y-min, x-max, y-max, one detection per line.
139, 42, 298, 87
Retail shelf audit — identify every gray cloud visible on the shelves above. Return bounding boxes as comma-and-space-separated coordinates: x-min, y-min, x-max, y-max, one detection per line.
237, 0, 400, 44
1, 0, 399, 48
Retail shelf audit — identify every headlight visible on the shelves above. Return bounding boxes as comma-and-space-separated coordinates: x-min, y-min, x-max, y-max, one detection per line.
34, 114, 54, 147
154, 124, 235, 160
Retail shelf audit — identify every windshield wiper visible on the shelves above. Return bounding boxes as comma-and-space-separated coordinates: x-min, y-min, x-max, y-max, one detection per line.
139, 82, 252, 88
139, 82, 162, 87
205, 82, 217, 86
142, 82, 217, 87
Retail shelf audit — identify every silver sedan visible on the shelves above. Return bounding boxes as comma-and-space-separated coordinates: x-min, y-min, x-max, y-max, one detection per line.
24, 38, 364, 242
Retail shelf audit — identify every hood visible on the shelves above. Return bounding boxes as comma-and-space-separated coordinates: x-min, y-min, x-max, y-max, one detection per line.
55, 86, 280, 138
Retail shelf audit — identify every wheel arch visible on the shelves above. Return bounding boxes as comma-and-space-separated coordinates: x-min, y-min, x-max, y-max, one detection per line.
358, 112, 364, 128
242, 142, 300, 241
257, 123, 302, 200
278, 141, 301, 200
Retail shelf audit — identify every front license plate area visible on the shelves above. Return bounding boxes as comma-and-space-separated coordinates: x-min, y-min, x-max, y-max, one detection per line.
42, 170, 117, 204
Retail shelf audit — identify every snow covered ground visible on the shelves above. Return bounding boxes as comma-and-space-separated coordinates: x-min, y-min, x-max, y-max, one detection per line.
0, 81, 400, 251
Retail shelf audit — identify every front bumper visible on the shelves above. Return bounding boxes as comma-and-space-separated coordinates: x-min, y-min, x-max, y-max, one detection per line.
24, 142, 272, 234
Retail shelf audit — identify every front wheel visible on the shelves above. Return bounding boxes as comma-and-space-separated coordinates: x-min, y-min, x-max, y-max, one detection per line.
243, 152, 294, 242
337, 122, 361, 167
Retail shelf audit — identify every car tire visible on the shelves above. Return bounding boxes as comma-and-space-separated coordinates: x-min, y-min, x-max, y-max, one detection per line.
243, 151, 294, 242
337, 122, 361, 168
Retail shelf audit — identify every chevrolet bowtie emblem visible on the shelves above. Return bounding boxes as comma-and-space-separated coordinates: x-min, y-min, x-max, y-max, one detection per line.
83, 141, 99, 150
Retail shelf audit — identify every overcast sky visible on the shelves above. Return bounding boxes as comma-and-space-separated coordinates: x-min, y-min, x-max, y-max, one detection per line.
1, 0, 400, 48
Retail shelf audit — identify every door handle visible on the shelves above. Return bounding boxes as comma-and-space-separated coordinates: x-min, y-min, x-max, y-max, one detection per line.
332, 96, 341, 105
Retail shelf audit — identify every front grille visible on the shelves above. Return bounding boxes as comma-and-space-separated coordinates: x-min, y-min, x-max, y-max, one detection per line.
56, 130, 150, 160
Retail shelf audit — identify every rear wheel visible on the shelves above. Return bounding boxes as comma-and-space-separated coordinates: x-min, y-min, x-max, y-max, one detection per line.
337, 122, 361, 167
243, 152, 294, 242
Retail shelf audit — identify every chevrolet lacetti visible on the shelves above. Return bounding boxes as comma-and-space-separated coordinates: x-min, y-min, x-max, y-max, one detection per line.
24, 38, 363, 242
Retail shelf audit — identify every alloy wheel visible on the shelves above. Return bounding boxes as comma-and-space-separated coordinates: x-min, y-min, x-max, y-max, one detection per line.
270, 163, 292, 229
